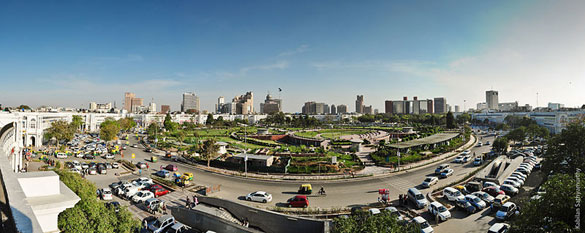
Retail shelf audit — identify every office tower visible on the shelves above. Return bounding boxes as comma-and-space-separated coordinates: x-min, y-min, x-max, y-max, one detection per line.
181, 92, 200, 113
486, 90, 499, 110
355, 95, 364, 113
337, 104, 348, 114
434, 97, 447, 114
124, 92, 135, 111
233, 92, 254, 114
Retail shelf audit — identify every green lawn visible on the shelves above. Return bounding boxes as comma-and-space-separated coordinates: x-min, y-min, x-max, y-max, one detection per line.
294, 129, 373, 139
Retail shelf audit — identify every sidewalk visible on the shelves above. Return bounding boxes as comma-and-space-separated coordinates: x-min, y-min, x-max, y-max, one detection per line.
173, 134, 477, 182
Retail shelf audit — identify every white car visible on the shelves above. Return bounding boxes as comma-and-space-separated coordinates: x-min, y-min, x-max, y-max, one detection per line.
511, 172, 527, 180
454, 156, 464, 163
488, 223, 510, 233
412, 216, 434, 233
246, 191, 273, 203
503, 179, 521, 188
104, 153, 115, 159
422, 177, 439, 188
102, 188, 113, 200
506, 177, 524, 186
483, 181, 498, 188
132, 191, 154, 203
134, 177, 153, 184
69, 168, 81, 174
76, 153, 85, 158
71, 160, 82, 170
500, 184, 519, 196
443, 187, 465, 202
496, 202, 518, 220
462, 150, 471, 155
56, 153, 67, 159
428, 201, 451, 222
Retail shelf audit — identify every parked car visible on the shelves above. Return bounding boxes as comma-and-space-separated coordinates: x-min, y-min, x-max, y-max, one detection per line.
246, 191, 273, 203
496, 202, 519, 220
440, 169, 454, 178
84, 154, 95, 160
136, 162, 148, 169
81, 162, 89, 169
97, 165, 107, 174
151, 187, 170, 197
485, 141, 491, 145
368, 208, 381, 215
132, 191, 155, 203
483, 186, 506, 197
502, 180, 521, 188
443, 187, 465, 202
148, 215, 176, 233
488, 223, 510, 233
165, 222, 190, 233
287, 195, 309, 208
492, 194, 511, 210
145, 198, 164, 211
435, 164, 450, 175
157, 170, 171, 178
71, 160, 82, 170
428, 201, 451, 222
483, 181, 498, 189
455, 199, 477, 214
500, 184, 519, 196
407, 188, 428, 209
422, 177, 439, 188
101, 188, 113, 200
163, 164, 178, 172
506, 177, 524, 186
511, 172, 527, 180
384, 206, 404, 221
515, 167, 530, 175
56, 152, 67, 159
465, 194, 487, 210
88, 167, 97, 175
105, 201, 120, 212
472, 191, 495, 205
412, 216, 434, 233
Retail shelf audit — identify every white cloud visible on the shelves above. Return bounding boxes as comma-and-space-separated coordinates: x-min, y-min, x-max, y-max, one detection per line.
278, 44, 310, 57
239, 61, 289, 74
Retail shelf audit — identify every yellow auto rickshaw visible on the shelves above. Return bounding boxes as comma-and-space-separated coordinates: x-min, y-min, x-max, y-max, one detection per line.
298, 184, 312, 194
176, 176, 190, 186
183, 172, 193, 181
151, 156, 158, 162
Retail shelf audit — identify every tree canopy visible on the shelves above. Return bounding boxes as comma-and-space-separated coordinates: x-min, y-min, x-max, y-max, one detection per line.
333, 210, 418, 233
543, 122, 585, 175
99, 118, 121, 142
45, 120, 76, 145
446, 111, 455, 129
117, 117, 136, 132
202, 138, 219, 167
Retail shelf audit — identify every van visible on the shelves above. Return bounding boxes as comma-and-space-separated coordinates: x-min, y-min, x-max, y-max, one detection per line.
443, 187, 464, 202
407, 188, 428, 209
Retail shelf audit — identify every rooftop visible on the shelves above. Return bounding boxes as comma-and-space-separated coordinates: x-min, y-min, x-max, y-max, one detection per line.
233, 153, 274, 161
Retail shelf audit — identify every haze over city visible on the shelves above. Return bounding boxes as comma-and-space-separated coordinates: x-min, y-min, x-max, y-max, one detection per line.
1, 0, 584, 112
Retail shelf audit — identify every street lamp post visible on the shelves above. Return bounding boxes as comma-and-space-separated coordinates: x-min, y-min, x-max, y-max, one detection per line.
397, 150, 401, 172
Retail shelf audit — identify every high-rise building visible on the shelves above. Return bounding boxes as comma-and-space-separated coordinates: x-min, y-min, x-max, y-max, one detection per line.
124, 92, 135, 112
233, 92, 254, 114
355, 95, 364, 113
221, 102, 237, 114
486, 90, 499, 110
385, 101, 394, 114
160, 105, 170, 114
131, 98, 144, 112
324, 104, 330, 114
148, 102, 157, 113
181, 92, 200, 113
386, 97, 433, 115
363, 106, 373, 114
260, 94, 282, 114
434, 97, 447, 114
454, 105, 460, 113
337, 104, 348, 114
216, 96, 225, 113
331, 104, 337, 115
302, 102, 329, 114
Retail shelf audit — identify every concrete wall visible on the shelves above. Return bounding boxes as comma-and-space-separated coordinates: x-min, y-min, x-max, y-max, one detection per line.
170, 206, 258, 233
198, 196, 330, 233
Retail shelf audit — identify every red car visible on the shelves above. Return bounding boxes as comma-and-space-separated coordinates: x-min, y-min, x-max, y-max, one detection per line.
151, 187, 169, 197
163, 164, 178, 172
287, 195, 309, 208
483, 186, 505, 197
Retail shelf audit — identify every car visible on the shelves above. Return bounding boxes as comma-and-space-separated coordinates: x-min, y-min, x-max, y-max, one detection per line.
246, 191, 273, 203
492, 194, 511, 210
124, 186, 140, 198
384, 206, 404, 221
472, 191, 495, 205
454, 156, 464, 163
439, 169, 454, 178
101, 188, 113, 200
428, 201, 451, 222
84, 154, 96, 160
97, 165, 107, 174
151, 187, 170, 197
462, 150, 471, 155
454, 185, 470, 195
157, 170, 171, 178
69, 168, 81, 174
485, 141, 491, 145
509, 173, 526, 182
422, 177, 439, 188
515, 167, 530, 175
502, 180, 521, 188
407, 188, 428, 209
134, 177, 153, 184
477, 142, 483, 147
112, 162, 120, 169
88, 167, 97, 175
76, 153, 85, 158
519, 163, 534, 170
145, 198, 164, 211
105, 201, 121, 212
412, 216, 434, 233
435, 164, 450, 175
287, 195, 309, 208
71, 160, 82, 170
511, 172, 527, 180
465, 194, 487, 210
496, 202, 519, 220
165, 222, 190, 233
455, 199, 477, 214
104, 153, 115, 159
443, 187, 465, 202
488, 223, 510, 233
81, 162, 89, 169
136, 162, 148, 169
110, 181, 127, 189
163, 164, 178, 172
134, 181, 151, 190
56, 152, 67, 159
148, 215, 176, 233
500, 184, 519, 196
132, 190, 155, 203
506, 177, 524, 186
132, 144, 139, 148
368, 208, 381, 215
462, 155, 472, 163
473, 157, 483, 166
483, 181, 498, 188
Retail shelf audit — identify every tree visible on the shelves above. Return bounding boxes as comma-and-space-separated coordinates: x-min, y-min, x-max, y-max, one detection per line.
147, 122, 159, 137
492, 137, 509, 154
446, 111, 455, 129
456, 113, 471, 124
510, 173, 585, 233
332, 210, 418, 233
543, 122, 585, 175
99, 118, 121, 142
17, 104, 31, 110
163, 113, 173, 131
117, 117, 136, 132
202, 138, 219, 167
45, 120, 76, 146
206, 113, 214, 125
495, 123, 510, 131
357, 114, 376, 123
71, 115, 84, 132
506, 127, 526, 143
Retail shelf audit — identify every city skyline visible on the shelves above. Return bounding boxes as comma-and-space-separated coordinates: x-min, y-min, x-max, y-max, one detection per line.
1, 0, 585, 112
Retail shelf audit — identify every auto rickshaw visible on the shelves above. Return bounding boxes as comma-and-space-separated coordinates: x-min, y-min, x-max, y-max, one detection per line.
378, 188, 390, 205
172, 172, 182, 179
176, 176, 190, 186
151, 156, 158, 162
183, 172, 193, 181
298, 184, 312, 194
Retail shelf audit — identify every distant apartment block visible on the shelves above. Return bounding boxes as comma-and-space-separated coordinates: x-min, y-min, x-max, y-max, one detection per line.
477, 102, 488, 111
355, 95, 364, 113
302, 101, 331, 115
336, 104, 348, 114
331, 104, 337, 114
160, 105, 170, 114
233, 91, 254, 114
434, 97, 447, 114
259, 94, 282, 114
385, 96, 434, 114
88, 102, 112, 112
181, 92, 200, 113
548, 102, 565, 110
498, 102, 518, 112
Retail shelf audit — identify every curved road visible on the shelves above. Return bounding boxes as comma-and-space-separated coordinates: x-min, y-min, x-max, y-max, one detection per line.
127, 133, 492, 210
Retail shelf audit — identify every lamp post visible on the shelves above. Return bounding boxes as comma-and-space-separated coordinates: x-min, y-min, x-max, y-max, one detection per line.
397, 150, 401, 172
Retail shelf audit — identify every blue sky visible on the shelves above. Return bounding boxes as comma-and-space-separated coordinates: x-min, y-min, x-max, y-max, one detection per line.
1, 0, 584, 112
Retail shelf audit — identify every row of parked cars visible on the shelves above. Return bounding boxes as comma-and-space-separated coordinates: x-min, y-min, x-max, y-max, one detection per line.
109, 177, 170, 202
68, 160, 119, 175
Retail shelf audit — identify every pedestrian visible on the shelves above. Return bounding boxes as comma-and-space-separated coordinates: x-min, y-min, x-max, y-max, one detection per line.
186, 196, 191, 208
399, 194, 403, 205
146, 163, 149, 169
193, 196, 198, 208
162, 202, 167, 214
143, 219, 148, 229
139, 169, 142, 175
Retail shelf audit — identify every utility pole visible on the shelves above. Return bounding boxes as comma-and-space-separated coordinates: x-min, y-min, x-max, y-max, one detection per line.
397, 150, 401, 172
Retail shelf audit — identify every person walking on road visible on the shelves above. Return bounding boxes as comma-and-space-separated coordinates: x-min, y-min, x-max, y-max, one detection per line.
193, 195, 198, 208
186, 196, 191, 208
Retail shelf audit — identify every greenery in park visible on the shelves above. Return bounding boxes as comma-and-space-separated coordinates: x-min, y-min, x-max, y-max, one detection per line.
262, 113, 321, 128
99, 118, 121, 142
202, 138, 219, 167
117, 117, 137, 132
55, 170, 140, 233
44, 120, 76, 146
492, 137, 509, 153
71, 115, 84, 131
446, 111, 455, 129
332, 210, 418, 233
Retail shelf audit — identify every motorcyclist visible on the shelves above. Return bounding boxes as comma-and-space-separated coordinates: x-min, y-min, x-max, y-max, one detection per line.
319, 186, 326, 195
